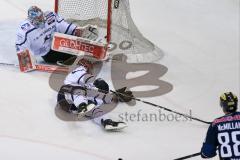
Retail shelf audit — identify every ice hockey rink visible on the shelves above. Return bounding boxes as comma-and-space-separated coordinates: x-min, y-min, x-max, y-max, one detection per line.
0, 0, 239, 159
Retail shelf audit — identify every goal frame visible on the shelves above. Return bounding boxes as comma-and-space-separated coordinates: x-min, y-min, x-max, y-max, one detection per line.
54, 0, 112, 45
53, 0, 164, 63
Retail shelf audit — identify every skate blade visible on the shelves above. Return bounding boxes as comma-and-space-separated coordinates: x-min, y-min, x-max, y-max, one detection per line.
105, 123, 128, 131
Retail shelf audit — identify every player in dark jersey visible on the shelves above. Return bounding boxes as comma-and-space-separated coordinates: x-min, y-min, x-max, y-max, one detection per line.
201, 92, 240, 160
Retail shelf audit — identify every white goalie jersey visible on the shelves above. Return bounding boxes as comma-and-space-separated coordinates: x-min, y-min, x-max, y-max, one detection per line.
15, 11, 77, 56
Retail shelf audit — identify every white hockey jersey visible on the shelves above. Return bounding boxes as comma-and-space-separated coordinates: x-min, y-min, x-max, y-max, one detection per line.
15, 11, 77, 56
64, 66, 95, 87
63, 66, 113, 107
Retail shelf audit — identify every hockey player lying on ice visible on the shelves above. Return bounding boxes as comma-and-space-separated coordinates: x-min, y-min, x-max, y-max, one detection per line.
57, 59, 134, 131
15, 6, 98, 72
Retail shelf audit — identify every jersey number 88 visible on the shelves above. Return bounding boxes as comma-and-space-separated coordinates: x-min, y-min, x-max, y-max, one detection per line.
218, 131, 240, 158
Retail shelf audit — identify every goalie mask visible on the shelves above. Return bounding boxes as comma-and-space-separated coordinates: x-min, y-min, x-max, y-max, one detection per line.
28, 6, 45, 28
220, 92, 238, 113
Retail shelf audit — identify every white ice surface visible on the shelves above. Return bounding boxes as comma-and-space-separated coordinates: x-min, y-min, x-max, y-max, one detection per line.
0, 0, 239, 159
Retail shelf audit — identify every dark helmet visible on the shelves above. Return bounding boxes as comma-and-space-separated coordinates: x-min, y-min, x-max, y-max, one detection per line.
220, 92, 238, 113
28, 6, 45, 28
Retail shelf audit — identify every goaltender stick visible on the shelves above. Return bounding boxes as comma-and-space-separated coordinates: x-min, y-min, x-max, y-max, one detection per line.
57, 59, 134, 131
15, 6, 98, 72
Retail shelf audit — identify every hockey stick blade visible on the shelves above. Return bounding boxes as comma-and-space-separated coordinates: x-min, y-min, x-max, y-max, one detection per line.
0, 62, 69, 73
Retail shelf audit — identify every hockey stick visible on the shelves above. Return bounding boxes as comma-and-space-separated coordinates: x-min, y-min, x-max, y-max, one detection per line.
0, 62, 18, 67
35, 64, 69, 73
110, 90, 211, 125
0, 62, 69, 73
174, 147, 219, 160
174, 152, 201, 160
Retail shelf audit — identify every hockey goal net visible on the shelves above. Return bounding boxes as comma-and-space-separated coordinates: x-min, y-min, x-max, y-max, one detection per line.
54, 0, 163, 63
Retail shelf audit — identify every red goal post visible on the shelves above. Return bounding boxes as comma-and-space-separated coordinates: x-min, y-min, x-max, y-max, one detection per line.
53, 0, 113, 60
54, 0, 165, 63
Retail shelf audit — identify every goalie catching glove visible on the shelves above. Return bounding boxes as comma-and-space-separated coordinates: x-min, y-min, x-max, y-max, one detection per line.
114, 87, 134, 102
74, 24, 99, 41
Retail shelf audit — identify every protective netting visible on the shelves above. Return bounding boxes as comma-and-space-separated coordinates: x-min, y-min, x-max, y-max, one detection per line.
56, 0, 164, 63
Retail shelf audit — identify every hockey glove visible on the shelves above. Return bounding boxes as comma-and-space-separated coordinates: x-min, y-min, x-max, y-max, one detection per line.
114, 87, 134, 102
17, 49, 36, 72
74, 25, 98, 41
93, 78, 109, 93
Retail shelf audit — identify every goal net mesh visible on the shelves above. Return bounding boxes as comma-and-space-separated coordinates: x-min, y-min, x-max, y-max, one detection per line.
55, 0, 164, 63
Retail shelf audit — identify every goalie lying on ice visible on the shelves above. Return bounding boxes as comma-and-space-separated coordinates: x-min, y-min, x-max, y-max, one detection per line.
57, 59, 134, 131
15, 6, 98, 72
